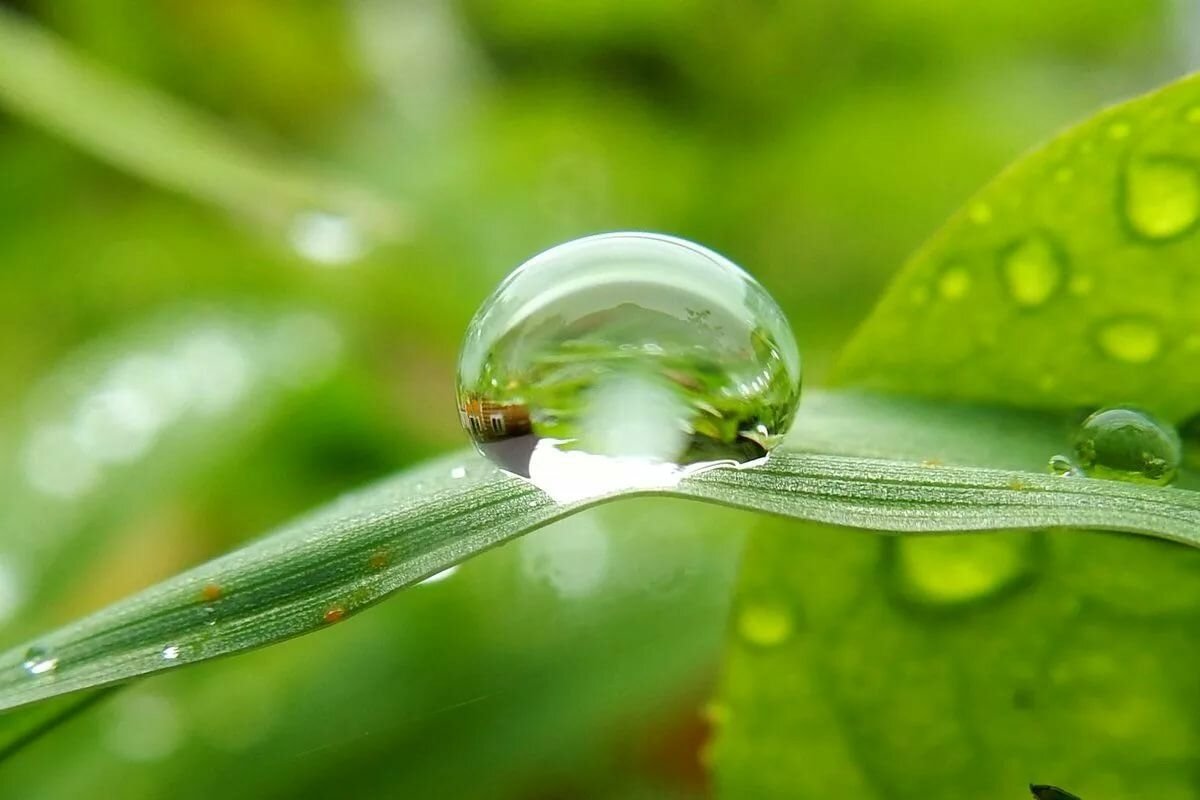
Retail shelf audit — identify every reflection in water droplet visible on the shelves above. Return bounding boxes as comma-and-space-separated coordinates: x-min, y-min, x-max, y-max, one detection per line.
22, 646, 58, 676
1122, 157, 1200, 241
1048, 454, 1083, 477
288, 210, 366, 266
998, 234, 1065, 308
456, 233, 801, 503
896, 534, 1031, 605
736, 601, 794, 647
1073, 406, 1181, 485
936, 264, 971, 300
1095, 317, 1162, 363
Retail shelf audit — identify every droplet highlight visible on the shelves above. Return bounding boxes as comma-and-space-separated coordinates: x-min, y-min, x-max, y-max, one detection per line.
1073, 406, 1181, 485
998, 234, 1064, 308
736, 600, 794, 647
456, 233, 801, 502
161, 645, 181, 661
22, 646, 58, 676
1095, 317, 1162, 363
1122, 157, 1200, 241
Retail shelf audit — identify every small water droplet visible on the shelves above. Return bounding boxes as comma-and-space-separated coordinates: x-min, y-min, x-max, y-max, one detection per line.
287, 210, 365, 266
161, 645, 181, 661
456, 233, 801, 503
1048, 454, 1083, 477
967, 202, 993, 224
449, 466, 467, 480
1122, 156, 1200, 241
998, 234, 1065, 308
200, 606, 217, 627
936, 264, 970, 300
1106, 120, 1132, 140
22, 646, 58, 676
1072, 406, 1180, 485
736, 600, 794, 647
419, 564, 460, 585
896, 534, 1032, 605
1095, 317, 1162, 363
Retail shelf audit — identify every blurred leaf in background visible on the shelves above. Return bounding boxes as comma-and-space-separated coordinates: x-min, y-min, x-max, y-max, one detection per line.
0, 0, 1196, 796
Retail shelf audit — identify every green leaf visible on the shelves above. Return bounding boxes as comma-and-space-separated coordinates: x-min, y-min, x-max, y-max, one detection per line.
834, 71, 1200, 421
0, 390, 1196, 711
0, 8, 406, 245
718, 75, 1200, 798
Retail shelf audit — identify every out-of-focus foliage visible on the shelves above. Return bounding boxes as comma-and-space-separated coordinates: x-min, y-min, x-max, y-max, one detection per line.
718, 71, 1200, 800
0, 0, 1193, 796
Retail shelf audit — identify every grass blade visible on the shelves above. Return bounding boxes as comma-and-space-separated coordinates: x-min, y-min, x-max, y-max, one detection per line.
0, 391, 1196, 710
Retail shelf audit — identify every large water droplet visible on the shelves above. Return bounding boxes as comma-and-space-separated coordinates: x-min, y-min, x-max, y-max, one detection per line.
1095, 317, 1162, 363
1073, 406, 1181, 485
22, 645, 58, 676
456, 233, 801, 502
998, 234, 1064, 308
1122, 157, 1200, 241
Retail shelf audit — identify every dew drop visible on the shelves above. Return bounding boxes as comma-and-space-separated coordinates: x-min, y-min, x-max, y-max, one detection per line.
1072, 406, 1181, 486
936, 264, 970, 300
895, 534, 1031, 605
1106, 120, 1132, 140
736, 600, 794, 647
1048, 454, 1082, 477
1122, 157, 1200, 241
22, 645, 58, 676
998, 234, 1064, 308
161, 645, 181, 661
967, 202, 993, 224
1095, 317, 1162, 363
456, 233, 801, 502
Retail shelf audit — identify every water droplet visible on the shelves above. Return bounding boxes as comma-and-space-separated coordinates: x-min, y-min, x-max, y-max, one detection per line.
418, 564, 460, 585
1095, 317, 1162, 363
22, 646, 58, 676
456, 233, 801, 502
998, 234, 1065, 308
1122, 157, 1200, 241
200, 606, 217, 627
1106, 120, 1132, 140
1072, 406, 1181, 485
287, 210, 365, 266
967, 202, 993, 224
449, 466, 467, 480
736, 600, 794, 647
161, 645, 181, 661
936, 264, 970, 300
1048, 454, 1083, 477
895, 534, 1032, 605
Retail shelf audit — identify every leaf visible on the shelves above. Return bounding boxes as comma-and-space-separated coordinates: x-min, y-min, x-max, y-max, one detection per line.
718, 75, 1200, 798
834, 71, 1200, 421
0, 8, 407, 246
0, 390, 1196, 711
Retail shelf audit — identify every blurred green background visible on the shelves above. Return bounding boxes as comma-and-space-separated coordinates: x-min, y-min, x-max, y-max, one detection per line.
0, 1, 1190, 796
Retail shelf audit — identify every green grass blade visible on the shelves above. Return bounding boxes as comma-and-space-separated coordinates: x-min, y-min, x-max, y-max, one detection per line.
0, 388, 1197, 711
0, 8, 407, 244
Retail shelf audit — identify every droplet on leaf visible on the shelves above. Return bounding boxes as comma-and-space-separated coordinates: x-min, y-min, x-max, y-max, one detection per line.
1122, 156, 1200, 241
998, 234, 1065, 308
1048, 454, 1083, 477
1094, 317, 1162, 363
456, 233, 801, 502
22, 645, 58, 676
1073, 406, 1180, 485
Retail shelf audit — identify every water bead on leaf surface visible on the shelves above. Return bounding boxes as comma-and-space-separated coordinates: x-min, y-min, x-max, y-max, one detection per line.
456, 232, 801, 502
